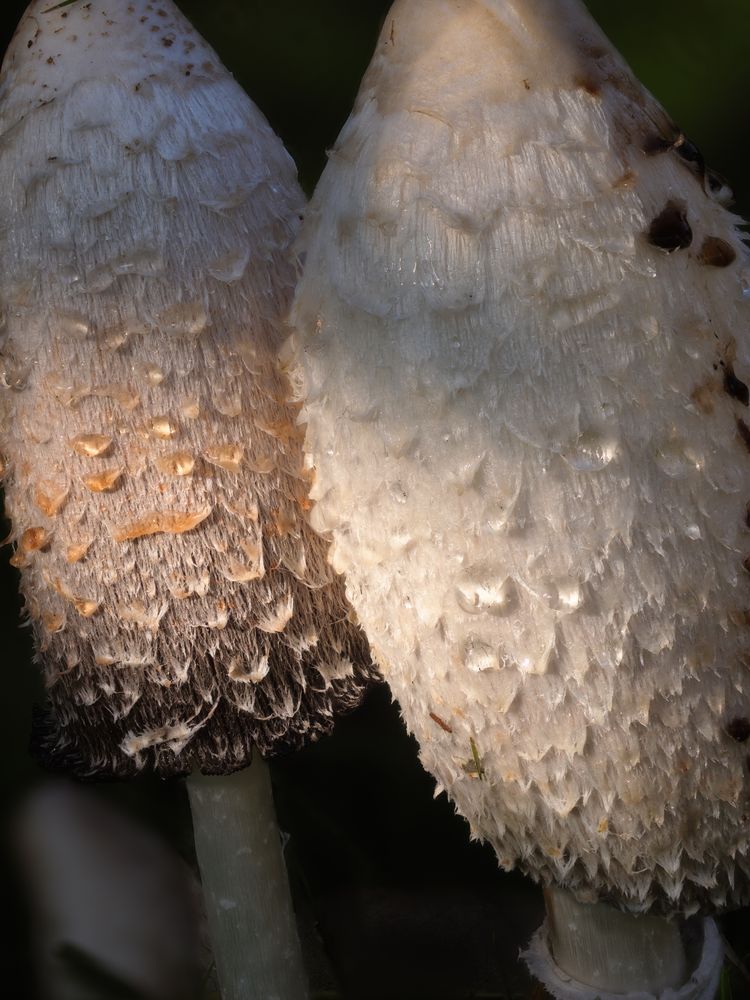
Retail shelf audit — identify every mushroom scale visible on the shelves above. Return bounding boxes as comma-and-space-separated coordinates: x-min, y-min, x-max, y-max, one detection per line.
0, 0, 375, 778
290, 0, 750, 916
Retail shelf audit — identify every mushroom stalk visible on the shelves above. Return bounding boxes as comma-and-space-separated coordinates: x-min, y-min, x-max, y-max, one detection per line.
187, 760, 309, 1000
525, 889, 724, 999
544, 887, 686, 990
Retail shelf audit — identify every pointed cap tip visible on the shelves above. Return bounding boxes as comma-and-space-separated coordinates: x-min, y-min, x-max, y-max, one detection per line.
0, 0, 220, 130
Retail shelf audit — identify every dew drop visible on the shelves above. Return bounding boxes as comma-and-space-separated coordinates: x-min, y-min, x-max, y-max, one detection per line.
388, 481, 408, 504
66, 541, 92, 563
57, 311, 90, 339
149, 416, 178, 439
82, 468, 123, 493
563, 432, 618, 472
156, 302, 209, 338
155, 451, 195, 476
143, 364, 165, 387
81, 265, 115, 294
654, 439, 702, 478
456, 567, 516, 616
214, 390, 242, 418
204, 444, 243, 473
464, 635, 499, 673
531, 576, 583, 613
91, 384, 140, 411
208, 248, 250, 284
43, 612, 66, 634
70, 434, 113, 458
181, 396, 201, 419
74, 598, 100, 618
1, 355, 30, 391
113, 247, 165, 277
20, 526, 51, 552
112, 507, 212, 542
34, 480, 69, 517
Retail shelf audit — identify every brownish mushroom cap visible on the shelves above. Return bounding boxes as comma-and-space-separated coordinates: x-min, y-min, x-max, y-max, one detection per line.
0, 0, 375, 778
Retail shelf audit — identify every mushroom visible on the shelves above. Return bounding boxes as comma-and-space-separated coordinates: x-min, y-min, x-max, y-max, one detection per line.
0, 2, 374, 997
289, 0, 749, 994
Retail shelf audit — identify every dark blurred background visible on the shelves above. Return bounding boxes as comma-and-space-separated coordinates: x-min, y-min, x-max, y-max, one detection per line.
1, 2, 749, 998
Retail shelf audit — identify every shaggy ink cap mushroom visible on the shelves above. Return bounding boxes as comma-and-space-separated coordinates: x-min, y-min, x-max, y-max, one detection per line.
290, 0, 750, 920
0, 0, 375, 778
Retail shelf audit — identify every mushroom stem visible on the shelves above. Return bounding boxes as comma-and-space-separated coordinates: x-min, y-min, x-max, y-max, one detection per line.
187, 760, 309, 1000
524, 887, 724, 999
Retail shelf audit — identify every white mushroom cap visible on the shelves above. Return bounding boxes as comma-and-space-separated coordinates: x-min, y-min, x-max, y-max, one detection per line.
290, 0, 750, 915
0, 0, 374, 777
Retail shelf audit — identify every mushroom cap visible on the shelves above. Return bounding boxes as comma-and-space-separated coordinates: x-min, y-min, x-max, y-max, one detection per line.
290, 0, 750, 915
0, 0, 374, 778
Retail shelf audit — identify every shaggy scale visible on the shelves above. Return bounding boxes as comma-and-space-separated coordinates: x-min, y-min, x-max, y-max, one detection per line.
0, 0, 374, 778
291, 0, 750, 916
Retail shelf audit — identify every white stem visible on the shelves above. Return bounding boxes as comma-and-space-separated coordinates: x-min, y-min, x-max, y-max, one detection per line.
187, 760, 309, 1000
545, 887, 687, 992
523, 887, 724, 1000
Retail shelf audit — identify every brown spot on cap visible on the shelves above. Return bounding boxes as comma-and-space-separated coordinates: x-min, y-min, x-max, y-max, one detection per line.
726, 367, 749, 406
647, 201, 692, 252
690, 381, 716, 415
726, 717, 750, 742
643, 132, 677, 156
699, 237, 736, 268
613, 169, 636, 190
574, 75, 600, 97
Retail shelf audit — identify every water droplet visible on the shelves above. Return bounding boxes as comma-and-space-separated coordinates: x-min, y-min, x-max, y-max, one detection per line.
463, 636, 500, 673
181, 396, 201, 419
685, 524, 702, 540
57, 311, 90, 339
74, 598, 100, 618
654, 439, 702, 478
82, 468, 123, 493
388, 481, 408, 504
1, 355, 30, 391
43, 612, 66, 634
58, 266, 82, 287
81, 265, 115, 294
143, 364, 165, 387
563, 432, 618, 472
149, 416, 178, 439
529, 576, 584, 613
156, 302, 208, 338
456, 566, 516, 616
208, 248, 250, 284
112, 507, 212, 542
20, 526, 51, 552
70, 434, 113, 458
214, 390, 242, 418
204, 444, 243, 473
34, 480, 68, 517
113, 247, 165, 277
66, 541, 92, 563
505, 620, 556, 674
156, 451, 195, 476
91, 384, 140, 410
